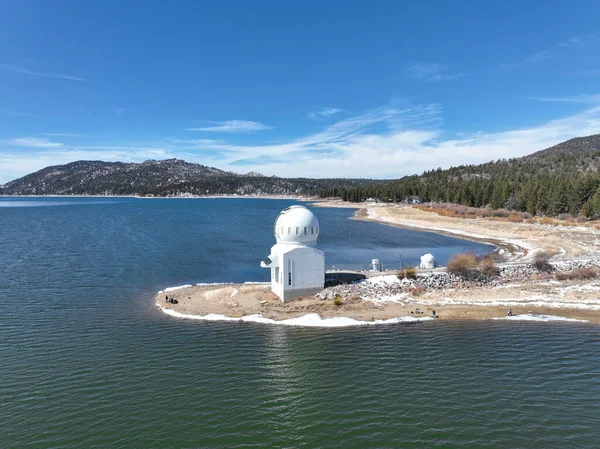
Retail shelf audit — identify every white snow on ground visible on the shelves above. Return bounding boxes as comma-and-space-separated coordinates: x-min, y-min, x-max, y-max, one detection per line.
157, 305, 432, 327
230, 289, 239, 297
407, 295, 600, 311
158, 284, 192, 293
365, 274, 400, 286
493, 314, 588, 323
556, 283, 600, 297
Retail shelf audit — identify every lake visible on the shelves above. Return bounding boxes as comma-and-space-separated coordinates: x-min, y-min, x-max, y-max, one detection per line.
1, 197, 599, 448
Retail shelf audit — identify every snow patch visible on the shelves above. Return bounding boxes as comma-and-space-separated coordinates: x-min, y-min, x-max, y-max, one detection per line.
365, 275, 400, 286
158, 284, 192, 293
493, 313, 588, 323
157, 305, 432, 327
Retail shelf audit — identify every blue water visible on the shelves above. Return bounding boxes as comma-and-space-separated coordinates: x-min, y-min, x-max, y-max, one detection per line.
2, 197, 599, 448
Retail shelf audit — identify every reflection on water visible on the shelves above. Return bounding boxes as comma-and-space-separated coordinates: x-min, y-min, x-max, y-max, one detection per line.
3, 197, 596, 448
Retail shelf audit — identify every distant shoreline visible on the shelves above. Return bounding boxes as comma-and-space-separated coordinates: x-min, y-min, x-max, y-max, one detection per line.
0, 194, 314, 200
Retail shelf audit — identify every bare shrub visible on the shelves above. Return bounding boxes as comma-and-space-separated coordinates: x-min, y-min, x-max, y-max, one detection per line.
533, 251, 555, 272
479, 254, 500, 277
447, 252, 500, 279
446, 253, 478, 277
555, 267, 598, 281
538, 217, 555, 225
409, 285, 426, 296
333, 296, 344, 306
397, 266, 417, 280
505, 213, 523, 223
492, 209, 511, 218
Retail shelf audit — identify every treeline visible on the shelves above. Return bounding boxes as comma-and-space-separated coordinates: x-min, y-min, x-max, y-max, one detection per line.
318, 134, 600, 218
148, 176, 373, 197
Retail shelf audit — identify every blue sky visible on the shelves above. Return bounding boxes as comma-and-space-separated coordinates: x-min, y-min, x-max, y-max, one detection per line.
1, 0, 600, 183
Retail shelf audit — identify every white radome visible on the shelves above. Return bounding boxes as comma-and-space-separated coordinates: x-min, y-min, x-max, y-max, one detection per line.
274, 205, 320, 245
420, 253, 436, 269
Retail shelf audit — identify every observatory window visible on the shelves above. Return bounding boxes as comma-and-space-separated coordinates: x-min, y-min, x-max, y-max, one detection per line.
280, 226, 284, 235
304, 226, 308, 235
274, 267, 279, 283
296, 227, 299, 235
311, 226, 314, 234
288, 227, 291, 235
288, 259, 293, 286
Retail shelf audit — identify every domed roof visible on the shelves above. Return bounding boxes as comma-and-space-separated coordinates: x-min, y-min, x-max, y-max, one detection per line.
274, 205, 320, 245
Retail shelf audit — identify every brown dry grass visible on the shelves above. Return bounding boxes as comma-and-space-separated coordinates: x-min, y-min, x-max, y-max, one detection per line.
555, 267, 598, 281
447, 252, 500, 279
397, 267, 417, 280
416, 203, 599, 228
409, 285, 426, 296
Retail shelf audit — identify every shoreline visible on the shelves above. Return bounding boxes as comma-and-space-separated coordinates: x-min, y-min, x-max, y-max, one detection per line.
0, 193, 315, 200
308, 200, 600, 261
155, 269, 600, 326
154, 200, 600, 327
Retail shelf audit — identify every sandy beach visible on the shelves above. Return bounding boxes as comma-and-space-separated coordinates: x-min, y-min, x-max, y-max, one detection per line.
156, 202, 600, 326
310, 200, 600, 261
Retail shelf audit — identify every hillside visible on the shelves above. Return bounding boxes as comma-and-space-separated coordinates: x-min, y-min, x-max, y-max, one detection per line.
321, 134, 600, 217
0, 158, 371, 196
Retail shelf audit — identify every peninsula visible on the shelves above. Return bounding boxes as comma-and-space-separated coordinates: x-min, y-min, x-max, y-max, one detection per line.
156, 203, 600, 326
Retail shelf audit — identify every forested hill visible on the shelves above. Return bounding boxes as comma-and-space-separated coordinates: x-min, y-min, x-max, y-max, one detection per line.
0, 158, 372, 196
320, 134, 600, 218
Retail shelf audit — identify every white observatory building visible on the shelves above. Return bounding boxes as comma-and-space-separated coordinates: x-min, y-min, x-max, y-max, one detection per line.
260, 205, 325, 302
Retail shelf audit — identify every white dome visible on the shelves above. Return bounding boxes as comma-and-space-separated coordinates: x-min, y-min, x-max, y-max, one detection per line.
274, 205, 320, 245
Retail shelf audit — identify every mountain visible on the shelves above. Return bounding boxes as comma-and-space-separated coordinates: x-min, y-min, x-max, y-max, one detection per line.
0, 158, 372, 196
321, 134, 600, 217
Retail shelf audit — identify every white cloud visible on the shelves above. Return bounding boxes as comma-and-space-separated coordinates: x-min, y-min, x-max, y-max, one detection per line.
528, 94, 600, 104
185, 120, 272, 133
8, 137, 64, 148
108, 108, 128, 116
0, 62, 91, 82
178, 104, 600, 179
40, 133, 87, 137
2, 103, 600, 184
0, 108, 27, 116
497, 36, 591, 70
308, 107, 342, 120
405, 62, 465, 81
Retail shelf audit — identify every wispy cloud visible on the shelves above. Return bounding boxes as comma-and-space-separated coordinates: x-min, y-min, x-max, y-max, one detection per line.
0, 107, 27, 116
8, 137, 64, 148
108, 108, 128, 116
405, 62, 466, 82
308, 107, 342, 120
528, 94, 600, 104
0, 62, 92, 82
497, 36, 590, 70
40, 133, 87, 137
3, 102, 600, 183
167, 103, 600, 179
185, 120, 273, 133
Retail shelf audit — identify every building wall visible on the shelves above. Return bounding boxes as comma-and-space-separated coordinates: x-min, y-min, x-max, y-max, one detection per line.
269, 245, 324, 302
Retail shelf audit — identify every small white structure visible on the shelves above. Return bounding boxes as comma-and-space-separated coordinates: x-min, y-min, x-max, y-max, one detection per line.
260, 205, 325, 302
370, 258, 382, 272
419, 253, 436, 269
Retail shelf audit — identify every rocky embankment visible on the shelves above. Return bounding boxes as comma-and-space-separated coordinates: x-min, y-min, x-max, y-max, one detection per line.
316, 259, 600, 300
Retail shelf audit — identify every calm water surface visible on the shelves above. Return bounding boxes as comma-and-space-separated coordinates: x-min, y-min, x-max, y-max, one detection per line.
1, 197, 599, 448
